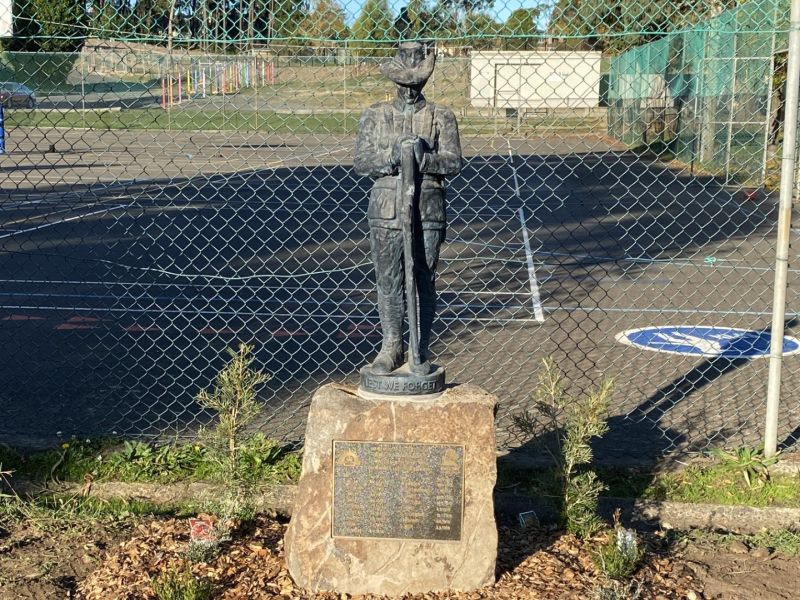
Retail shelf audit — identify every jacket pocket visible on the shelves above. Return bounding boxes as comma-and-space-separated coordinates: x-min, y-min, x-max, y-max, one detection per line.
368, 187, 396, 220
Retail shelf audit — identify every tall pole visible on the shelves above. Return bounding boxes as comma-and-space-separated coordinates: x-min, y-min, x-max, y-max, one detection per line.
166, 0, 178, 129
764, 0, 800, 457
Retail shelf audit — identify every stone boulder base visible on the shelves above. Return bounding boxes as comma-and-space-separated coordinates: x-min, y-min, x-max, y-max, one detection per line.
284, 383, 498, 596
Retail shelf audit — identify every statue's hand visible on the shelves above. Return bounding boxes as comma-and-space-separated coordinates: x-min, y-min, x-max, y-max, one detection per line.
412, 138, 426, 165
391, 134, 418, 167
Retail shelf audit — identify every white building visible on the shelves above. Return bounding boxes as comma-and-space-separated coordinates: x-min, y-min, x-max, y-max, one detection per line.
470, 51, 602, 110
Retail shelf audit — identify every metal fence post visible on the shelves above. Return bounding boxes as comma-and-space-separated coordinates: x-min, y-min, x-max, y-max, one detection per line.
764, 0, 800, 457
0, 103, 5, 155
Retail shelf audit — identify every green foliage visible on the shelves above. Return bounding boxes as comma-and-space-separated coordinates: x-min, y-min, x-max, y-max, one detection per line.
463, 12, 500, 48
1, 488, 184, 533
503, 7, 541, 50
234, 432, 302, 484
297, 0, 350, 41
679, 527, 800, 558
196, 343, 271, 486
3, 0, 87, 52
710, 446, 780, 488
152, 567, 214, 600
513, 358, 613, 538
351, 0, 395, 55
186, 540, 220, 564
593, 510, 644, 580
195, 343, 275, 532
564, 470, 606, 537
592, 579, 643, 600
1, 434, 299, 487
0, 50, 80, 91
102, 440, 208, 482
547, 0, 729, 54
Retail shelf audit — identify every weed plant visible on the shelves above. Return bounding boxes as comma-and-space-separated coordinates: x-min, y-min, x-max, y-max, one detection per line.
513, 358, 613, 538
710, 446, 780, 488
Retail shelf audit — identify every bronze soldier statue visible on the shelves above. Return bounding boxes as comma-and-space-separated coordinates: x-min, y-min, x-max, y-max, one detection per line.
355, 42, 462, 383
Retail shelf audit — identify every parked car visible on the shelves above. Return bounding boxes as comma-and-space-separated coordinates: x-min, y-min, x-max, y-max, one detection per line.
0, 82, 36, 108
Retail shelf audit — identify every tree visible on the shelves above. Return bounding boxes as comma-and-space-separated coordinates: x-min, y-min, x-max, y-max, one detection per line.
132, 0, 171, 39
351, 0, 395, 56
434, 0, 494, 36
90, 0, 126, 39
504, 7, 540, 50
463, 11, 499, 49
295, 0, 348, 52
547, 0, 735, 54
3, 0, 87, 52
298, 0, 349, 42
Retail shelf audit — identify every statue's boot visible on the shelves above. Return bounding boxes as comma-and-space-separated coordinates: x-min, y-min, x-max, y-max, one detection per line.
411, 291, 436, 376
371, 295, 403, 374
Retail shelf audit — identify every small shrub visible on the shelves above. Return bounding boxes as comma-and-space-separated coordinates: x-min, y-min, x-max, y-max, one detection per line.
186, 540, 219, 564
594, 510, 644, 580
196, 343, 271, 487
151, 566, 213, 600
195, 343, 271, 537
593, 579, 643, 600
514, 358, 613, 538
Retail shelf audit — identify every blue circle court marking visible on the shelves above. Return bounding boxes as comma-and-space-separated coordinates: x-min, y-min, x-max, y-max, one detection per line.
615, 326, 800, 358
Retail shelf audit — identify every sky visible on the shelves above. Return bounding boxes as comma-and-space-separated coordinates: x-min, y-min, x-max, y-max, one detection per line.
342, 0, 550, 27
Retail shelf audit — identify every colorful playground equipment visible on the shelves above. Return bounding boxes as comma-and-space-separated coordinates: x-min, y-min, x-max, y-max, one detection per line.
161, 57, 275, 108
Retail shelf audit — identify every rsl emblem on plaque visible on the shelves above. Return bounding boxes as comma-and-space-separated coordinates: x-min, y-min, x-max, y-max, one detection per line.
440, 448, 460, 471
336, 449, 362, 467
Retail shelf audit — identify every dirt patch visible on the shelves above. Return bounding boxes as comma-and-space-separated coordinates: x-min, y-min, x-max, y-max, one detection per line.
682, 541, 799, 600
0, 519, 130, 599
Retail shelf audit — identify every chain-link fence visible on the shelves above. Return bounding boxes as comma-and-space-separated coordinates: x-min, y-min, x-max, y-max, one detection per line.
1, 0, 799, 464
608, 0, 787, 184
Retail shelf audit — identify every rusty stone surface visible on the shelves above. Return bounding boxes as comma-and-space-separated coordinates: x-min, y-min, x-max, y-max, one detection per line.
283, 383, 498, 595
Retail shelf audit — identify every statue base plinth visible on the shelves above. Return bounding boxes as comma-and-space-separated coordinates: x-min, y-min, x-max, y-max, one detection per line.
358, 363, 445, 398
284, 383, 498, 595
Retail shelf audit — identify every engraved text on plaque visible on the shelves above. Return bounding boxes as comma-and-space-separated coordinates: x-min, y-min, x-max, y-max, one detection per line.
332, 441, 465, 541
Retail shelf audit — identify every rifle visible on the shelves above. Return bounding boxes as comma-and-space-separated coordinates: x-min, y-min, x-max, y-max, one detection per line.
400, 140, 421, 370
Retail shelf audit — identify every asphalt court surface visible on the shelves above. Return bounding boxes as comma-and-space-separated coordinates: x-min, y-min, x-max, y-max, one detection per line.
1, 127, 799, 461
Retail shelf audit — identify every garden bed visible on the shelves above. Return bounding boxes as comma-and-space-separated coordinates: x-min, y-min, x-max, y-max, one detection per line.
3, 508, 800, 599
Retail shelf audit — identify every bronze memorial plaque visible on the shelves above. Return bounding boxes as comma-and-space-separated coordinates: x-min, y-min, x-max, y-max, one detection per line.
332, 441, 464, 541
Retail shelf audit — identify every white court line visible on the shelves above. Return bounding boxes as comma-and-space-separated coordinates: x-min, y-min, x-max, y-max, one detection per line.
506, 140, 522, 198
517, 207, 545, 323
506, 139, 544, 322
0, 204, 132, 241
504, 140, 545, 323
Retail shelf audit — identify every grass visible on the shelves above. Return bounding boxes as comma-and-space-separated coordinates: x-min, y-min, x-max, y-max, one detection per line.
5, 105, 606, 137
497, 463, 800, 509
678, 528, 800, 556
0, 434, 301, 486
0, 488, 197, 536
4, 107, 362, 134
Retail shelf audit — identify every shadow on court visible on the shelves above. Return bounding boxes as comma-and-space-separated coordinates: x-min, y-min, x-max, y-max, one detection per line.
0, 145, 790, 463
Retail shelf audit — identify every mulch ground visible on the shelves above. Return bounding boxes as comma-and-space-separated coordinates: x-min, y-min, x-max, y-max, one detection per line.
74, 515, 702, 599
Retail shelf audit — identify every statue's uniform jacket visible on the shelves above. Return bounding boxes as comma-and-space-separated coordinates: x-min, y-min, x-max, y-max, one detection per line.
354, 96, 462, 229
